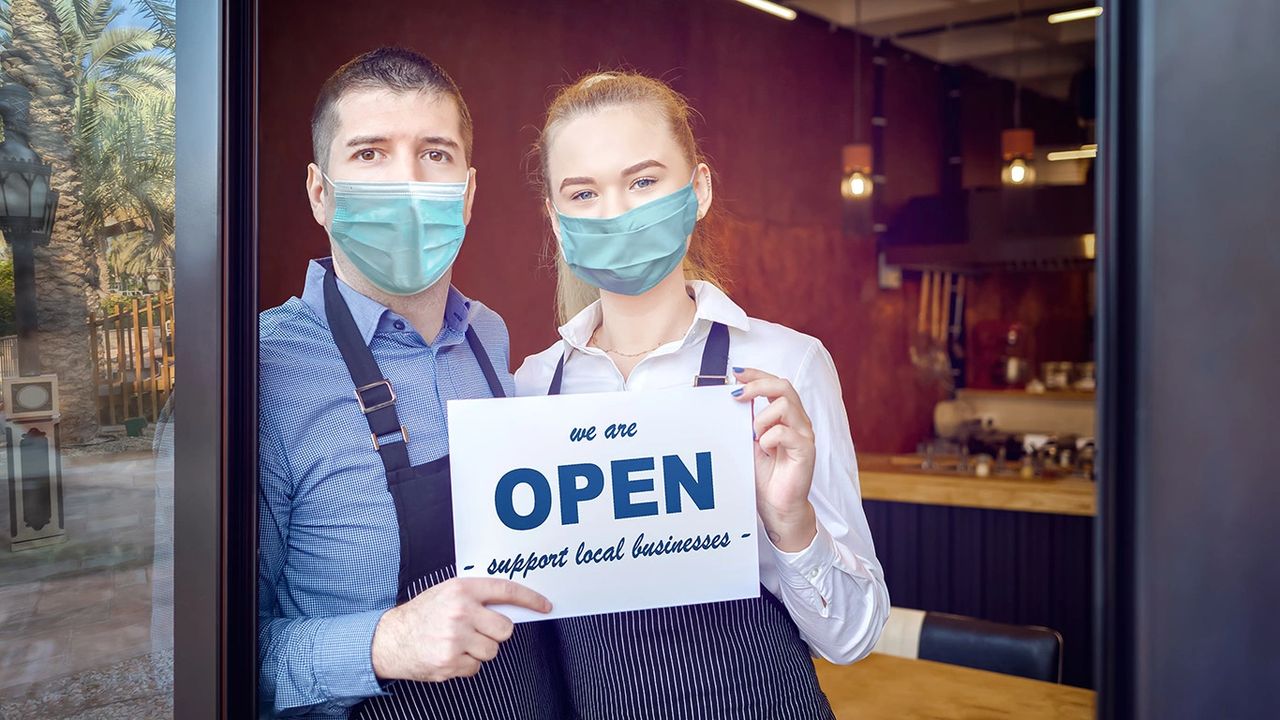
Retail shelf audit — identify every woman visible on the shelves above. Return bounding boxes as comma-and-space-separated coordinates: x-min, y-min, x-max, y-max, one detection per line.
514, 71, 890, 719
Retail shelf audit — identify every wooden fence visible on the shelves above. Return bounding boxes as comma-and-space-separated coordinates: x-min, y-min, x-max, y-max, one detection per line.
89, 292, 175, 425
0, 336, 17, 378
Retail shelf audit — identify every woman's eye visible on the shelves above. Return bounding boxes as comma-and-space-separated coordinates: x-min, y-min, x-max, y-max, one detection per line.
632, 177, 657, 190
426, 150, 449, 163
571, 190, 597, 202
357, 149, 378, 162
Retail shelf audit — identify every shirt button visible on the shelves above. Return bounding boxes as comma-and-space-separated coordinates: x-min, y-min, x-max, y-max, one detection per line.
808, 568, 821, 580
393, 320, 405, 330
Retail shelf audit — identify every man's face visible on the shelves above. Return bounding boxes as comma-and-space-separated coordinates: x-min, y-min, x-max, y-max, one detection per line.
306, 87, 476, 231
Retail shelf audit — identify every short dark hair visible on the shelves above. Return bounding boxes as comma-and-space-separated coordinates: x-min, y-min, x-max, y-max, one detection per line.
310, 47, 473, 169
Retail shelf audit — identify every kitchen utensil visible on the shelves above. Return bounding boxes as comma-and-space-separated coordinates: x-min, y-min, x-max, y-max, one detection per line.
910, 270, 955, 391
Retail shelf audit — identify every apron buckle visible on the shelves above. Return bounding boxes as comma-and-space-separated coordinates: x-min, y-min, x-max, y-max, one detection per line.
354, 379, 397, 414
371, 426, 409, 451
693, 374, 730, 387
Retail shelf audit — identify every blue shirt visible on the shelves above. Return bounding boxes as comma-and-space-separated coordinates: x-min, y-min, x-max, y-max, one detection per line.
257, 259, 515, 718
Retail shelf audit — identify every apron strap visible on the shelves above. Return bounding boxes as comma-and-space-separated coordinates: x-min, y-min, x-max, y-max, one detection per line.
547, 321, 730, 396
694, 321, 731, 387
323, 269, 412, 472
465, 325, 509, 399
548, 348, 568, 396
323, 268, 508, 474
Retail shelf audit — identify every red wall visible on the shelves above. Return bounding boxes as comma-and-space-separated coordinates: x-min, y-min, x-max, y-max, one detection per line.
258, 0, 1088, 453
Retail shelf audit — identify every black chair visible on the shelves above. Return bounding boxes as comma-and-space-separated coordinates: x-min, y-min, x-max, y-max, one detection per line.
876, 607, 1063, 683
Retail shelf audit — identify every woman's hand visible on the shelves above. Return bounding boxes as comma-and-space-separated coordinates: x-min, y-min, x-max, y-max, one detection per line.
732, 367, 819, 553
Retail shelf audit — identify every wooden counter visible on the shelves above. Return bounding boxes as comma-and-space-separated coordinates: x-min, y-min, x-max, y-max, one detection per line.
816, 653, 1096, 719
858, 454, 1096, 517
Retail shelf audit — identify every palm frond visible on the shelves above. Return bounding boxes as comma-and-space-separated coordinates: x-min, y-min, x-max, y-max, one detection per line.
84, 26, 158, 76
80, 0, 119, 41
135, 0, 175, 50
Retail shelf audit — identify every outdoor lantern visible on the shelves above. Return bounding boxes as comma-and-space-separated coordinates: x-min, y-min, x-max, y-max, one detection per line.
0, 158, 57, 235
1, 82, 66, 551
147, 272, 163, 293
0, 88, 59, 240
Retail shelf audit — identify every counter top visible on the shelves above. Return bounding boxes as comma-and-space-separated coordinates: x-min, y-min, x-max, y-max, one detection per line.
815, 653, 1095, 719
858, 454, 1097, 517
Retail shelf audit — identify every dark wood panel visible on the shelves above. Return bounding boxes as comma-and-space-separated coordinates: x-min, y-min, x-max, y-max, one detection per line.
865, 500, 1094, 688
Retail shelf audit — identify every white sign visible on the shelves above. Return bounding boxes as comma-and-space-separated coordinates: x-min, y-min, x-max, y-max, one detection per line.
448, 385, 759, 622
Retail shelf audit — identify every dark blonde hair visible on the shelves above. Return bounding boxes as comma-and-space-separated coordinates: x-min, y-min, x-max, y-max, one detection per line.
535, 71, 727, 324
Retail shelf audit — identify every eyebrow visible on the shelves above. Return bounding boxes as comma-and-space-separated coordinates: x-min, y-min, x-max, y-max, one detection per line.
344, 135, 461, 149
558, 159, 669, 192
621, 159, 666, 176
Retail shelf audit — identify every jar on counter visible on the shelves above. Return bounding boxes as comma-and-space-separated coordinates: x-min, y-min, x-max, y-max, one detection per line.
1042, 361, 1074, 390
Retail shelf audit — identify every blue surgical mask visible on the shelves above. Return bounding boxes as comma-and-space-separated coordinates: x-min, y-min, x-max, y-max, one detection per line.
324, 172, 469, 296
554, 171, 700, 296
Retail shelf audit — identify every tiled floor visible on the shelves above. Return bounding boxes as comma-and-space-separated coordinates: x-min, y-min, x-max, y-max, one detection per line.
0, 448, 172, 716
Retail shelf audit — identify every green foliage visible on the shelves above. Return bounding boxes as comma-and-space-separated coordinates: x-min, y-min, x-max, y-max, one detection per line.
0, 257, 15, 337
0, 0, 177, 292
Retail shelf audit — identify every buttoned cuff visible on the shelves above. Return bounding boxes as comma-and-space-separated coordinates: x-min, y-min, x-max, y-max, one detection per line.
313, 609, 392, 702
770, 523, 841, 614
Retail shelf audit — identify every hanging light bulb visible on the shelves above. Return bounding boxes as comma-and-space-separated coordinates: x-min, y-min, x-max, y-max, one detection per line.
1006, 157, 1030, 184
1002, 1, 1036, 187
840, 0, 874, 202
1001, 129, 1036, 186
841, 143, 874, 200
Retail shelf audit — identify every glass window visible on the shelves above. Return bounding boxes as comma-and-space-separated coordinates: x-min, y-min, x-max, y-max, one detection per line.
0, 0, 175, 715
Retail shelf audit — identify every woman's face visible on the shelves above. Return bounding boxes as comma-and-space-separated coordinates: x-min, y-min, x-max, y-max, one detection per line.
545, 104, 711, 228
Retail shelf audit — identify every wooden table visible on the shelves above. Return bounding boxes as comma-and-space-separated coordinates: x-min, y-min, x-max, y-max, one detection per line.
815, 654, 1096, 719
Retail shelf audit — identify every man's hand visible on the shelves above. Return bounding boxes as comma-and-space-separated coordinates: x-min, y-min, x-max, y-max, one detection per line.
370, 577, 551, 682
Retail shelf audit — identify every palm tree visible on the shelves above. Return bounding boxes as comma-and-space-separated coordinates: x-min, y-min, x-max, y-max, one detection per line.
84, 76, 174, 293
2, 0, 100, 442
0, 0, 174, 441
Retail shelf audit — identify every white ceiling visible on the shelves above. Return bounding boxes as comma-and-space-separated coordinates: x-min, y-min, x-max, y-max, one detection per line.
788, 0, 1097, 100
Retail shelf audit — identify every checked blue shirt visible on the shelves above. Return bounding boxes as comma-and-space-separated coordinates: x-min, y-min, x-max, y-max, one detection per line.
257, 258, 515, 718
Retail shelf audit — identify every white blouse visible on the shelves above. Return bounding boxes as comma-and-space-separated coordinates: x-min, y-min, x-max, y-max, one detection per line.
514, 281, 890, 663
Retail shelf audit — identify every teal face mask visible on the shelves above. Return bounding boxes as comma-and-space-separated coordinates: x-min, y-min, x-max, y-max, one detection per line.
554, 172, 700, 296
324, 173, 468, 296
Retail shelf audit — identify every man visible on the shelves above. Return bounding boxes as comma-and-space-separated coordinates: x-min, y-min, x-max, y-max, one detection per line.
258, 48, 562, 719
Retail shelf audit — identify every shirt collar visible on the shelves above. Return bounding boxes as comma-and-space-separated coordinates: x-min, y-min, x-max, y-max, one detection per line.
300, 257, 473, 347
557, 280, 751, 352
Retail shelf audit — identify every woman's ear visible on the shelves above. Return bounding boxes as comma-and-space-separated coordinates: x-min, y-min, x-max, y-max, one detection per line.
463, 167, 478, 225
545, 198, 563, 244
693, 163, 714, 220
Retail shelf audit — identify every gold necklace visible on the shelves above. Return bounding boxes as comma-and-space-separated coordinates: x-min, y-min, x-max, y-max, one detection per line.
590, 327, 680, 358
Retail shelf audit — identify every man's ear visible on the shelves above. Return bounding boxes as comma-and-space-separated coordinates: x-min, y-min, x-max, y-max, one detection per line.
693, 163, 713, 221
545, 198, 563, 245
463, 167, 478, 225
306, 163, 329, 228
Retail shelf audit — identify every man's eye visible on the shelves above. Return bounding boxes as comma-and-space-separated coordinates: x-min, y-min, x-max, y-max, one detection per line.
357, 149, 378, 162
427, 150, 449, 163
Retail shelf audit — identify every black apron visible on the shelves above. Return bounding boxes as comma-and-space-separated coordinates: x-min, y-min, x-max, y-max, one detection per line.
547, 322, 835, 720
319, 270, 563, 720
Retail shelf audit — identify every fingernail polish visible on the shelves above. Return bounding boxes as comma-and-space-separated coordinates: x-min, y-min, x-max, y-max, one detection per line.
731, 387, 744, 397
732, 366, 744, 373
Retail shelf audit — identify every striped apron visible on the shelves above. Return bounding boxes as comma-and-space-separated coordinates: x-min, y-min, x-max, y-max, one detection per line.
320, 269, 565, 720
546, 322, 835, 720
